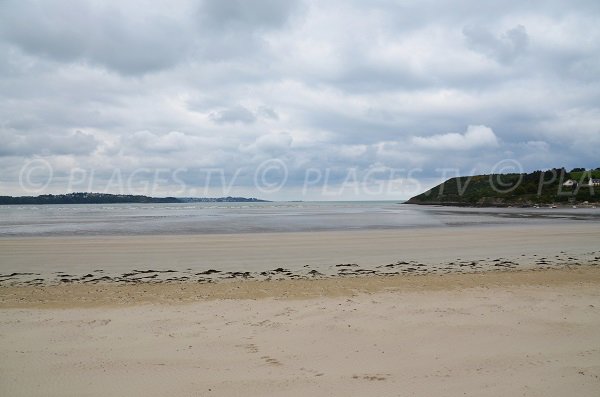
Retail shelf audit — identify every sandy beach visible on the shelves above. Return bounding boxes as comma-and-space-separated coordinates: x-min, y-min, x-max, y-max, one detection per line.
3, 0, 599, 394
1, 221, 599, 396
1, 267, 600, 396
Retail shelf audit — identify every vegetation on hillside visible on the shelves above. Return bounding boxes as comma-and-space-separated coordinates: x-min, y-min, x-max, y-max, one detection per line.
406, 167, 600, 206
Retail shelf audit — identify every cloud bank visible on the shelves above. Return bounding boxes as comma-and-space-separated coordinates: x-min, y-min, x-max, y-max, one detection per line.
0, 0, 599, 199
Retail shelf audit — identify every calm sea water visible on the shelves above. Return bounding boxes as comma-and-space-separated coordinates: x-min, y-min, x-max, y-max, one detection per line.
0, 201, 598, 237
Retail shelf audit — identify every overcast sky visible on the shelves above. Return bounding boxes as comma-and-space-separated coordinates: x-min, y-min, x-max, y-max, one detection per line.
1, 0, 599, 199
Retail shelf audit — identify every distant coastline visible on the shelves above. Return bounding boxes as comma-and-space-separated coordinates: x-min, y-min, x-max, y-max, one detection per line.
0, 192, 269, 205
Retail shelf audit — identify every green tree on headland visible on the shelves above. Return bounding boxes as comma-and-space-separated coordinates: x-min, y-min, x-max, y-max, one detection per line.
406, 168, 599, 206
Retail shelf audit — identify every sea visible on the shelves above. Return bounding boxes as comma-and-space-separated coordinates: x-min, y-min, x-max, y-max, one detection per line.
0, 201, 598, 237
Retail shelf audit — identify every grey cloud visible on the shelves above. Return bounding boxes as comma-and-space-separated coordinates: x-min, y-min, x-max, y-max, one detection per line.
127, 131, 191, 154
0, 0, 303, 75
0, 1, 193, 75
463, 25, 529, 64
0, 129, 98, 157
45, 130, 99, 155
257, 106, 279, 120
195, 0, 303, 60
209, 105, 257, 124
198, 0, 301, 31
241, 132, 293, 157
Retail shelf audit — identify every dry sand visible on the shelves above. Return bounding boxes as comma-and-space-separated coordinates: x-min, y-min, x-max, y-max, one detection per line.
1, 267, 600, 396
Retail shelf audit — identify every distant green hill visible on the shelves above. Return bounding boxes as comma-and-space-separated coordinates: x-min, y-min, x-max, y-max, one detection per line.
406, 168, 600, 206
0, 193, 268, 205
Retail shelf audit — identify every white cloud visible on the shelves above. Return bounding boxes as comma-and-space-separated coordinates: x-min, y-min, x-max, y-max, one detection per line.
129, 131, 192, 153
411, 125, 499, 150
240, 132, 293, 157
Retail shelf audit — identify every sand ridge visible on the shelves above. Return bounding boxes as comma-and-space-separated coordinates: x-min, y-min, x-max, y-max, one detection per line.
1, 266, 599, 308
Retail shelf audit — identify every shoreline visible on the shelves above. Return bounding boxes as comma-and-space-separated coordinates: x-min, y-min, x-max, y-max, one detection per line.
2, 204, 599, 239
1, 223, 599, 287
2, 266, 599, 308
404, 201, 600, 207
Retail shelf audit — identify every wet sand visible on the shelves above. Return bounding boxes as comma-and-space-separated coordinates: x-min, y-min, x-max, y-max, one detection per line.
1, 267, 600, 396
1, 223, 599, 285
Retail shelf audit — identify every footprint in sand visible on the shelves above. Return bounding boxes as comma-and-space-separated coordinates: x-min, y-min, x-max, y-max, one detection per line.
261, 356, 283, 366
236, 343, 283, 366
80, 319, 111, 328
300, 367, 325, 377
352, 373, 389, 381
236, 343, 259, 354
